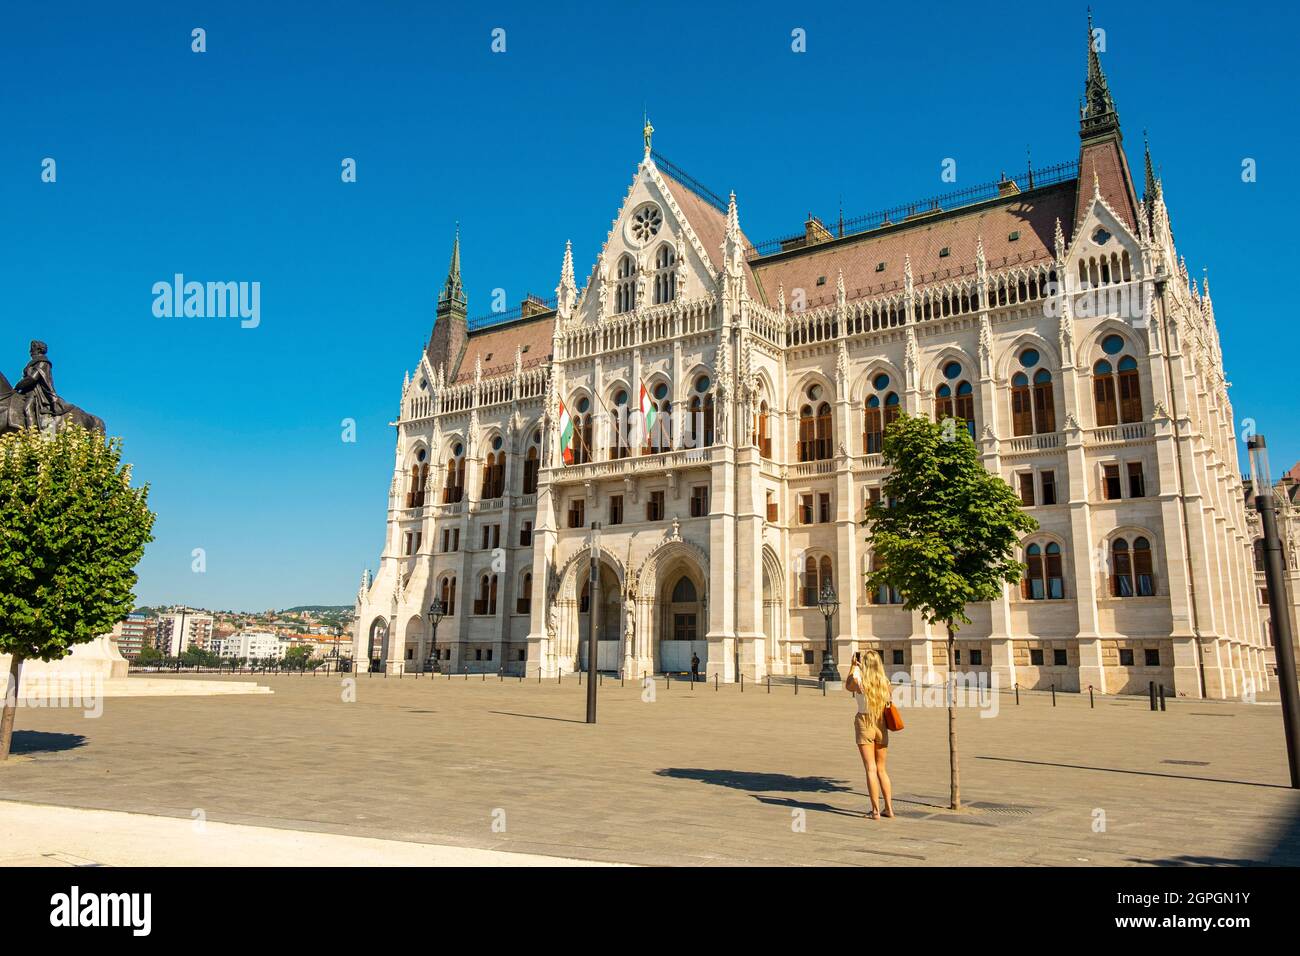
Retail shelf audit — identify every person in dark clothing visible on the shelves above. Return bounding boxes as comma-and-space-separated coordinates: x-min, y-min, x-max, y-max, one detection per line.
690, 653, 700, 683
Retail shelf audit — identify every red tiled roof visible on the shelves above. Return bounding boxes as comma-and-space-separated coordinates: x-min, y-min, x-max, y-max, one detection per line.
451, 313, 555, 383
1075, 136, 1141, 236
657, 169, 758, 298
750, 181, 1076, 311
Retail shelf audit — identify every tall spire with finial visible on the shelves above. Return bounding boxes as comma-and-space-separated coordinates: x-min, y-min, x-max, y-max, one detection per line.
1080, 8, 1120, 141
1142, 130, 1157, 202
439, 224, 465, 308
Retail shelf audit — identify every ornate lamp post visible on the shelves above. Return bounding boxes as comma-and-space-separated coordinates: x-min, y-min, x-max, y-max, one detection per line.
428, 598, 445, 675
587, 522, 601, 724
817, 580, 842, 686
1249, 436, 1300, 788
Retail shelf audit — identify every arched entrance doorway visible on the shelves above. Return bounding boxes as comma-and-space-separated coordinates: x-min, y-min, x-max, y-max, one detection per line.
367, 617, 389, 673
762, 546, 784, 675
404, 615, 427, 672
578, 561, 622, 672
657, 568, 707, 674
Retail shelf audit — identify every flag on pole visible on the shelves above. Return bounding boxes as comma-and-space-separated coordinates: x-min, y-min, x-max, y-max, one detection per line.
558, 399, 575, 465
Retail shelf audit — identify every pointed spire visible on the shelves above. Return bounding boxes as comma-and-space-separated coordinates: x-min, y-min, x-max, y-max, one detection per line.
1143, 130, 1157, 202
724, 190, 744, 278
439, 224, 465, 307
556, 240, 577, 320
1054, 218, 1066, 261
1080, 9, 1121, 141
975, 235, 987, 275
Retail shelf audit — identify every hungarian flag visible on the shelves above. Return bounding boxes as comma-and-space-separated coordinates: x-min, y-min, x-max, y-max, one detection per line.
558, 399, 575, 465
639, 382, 657, 440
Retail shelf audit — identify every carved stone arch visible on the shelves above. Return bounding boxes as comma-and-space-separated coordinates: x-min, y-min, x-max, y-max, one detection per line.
634, 537, 710, 603
850, 359, 906, 404
1067, 198, 1142, 286
923, 348, 979, 394
998, 331, 1062, 382
761, 545, 784, 604
1086, 318, 1146, 364
556, 545, 627, 603
787, 369, 836, 411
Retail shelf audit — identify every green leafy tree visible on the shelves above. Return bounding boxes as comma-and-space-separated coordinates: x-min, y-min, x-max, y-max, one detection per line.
865, 414, 1036, 809
0, 425, 155, 760
284, 645, 312, 670
136, 644, 164, 665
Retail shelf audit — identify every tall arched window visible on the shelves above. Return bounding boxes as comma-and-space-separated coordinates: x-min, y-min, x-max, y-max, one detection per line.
756, 399, 771, 457
646, 381, 672, 454
1011, 349, 1055, 435
870, 553, 902, 605
1023, 541, 1064, 600
653, 244, 676, 304
443, 445, 465, 503
475, 573, 499, 615
802, 555, 834, 606
481, 436, 506, 499
863, 374, 899, 454
610, 389, 631, 459
934, 361, 976, 438
688, 375, 714, 448
440, 576, 457, 616
1111, 535, 1155, 597
406, 449, 430, 508
1093, 335, 1143, 426
615, 254, 636, 314
797, 383, 834, 462
522, 432, 540, 494
571, 397, 594, 464
517, 572, 532, 614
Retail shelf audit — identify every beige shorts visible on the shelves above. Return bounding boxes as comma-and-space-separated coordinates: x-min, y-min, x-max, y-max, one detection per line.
854, 712, 888, 748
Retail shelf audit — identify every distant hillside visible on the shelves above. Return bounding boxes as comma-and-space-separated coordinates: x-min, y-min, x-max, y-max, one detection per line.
282, 605, 352, 614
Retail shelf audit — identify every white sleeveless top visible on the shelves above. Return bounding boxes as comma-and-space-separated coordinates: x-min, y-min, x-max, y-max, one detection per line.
849, 664, 867, 715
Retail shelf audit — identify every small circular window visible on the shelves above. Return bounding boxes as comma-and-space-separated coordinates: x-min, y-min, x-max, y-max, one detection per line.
416, 449, 427, 462
807, 383, 823, 400
630, 203, 663, 244
577, 397, 590, 414
532, 431, 541, 445
873, 373, 890, 391
614, 389, 628, 406
654, 382, 669, 401
1019, 349, 1040, 368
943, 362, 962, 380
453, 443, 463, 457
492, 436, 503, 451
1101, 334, 1125, 355
696, 375, 711, 393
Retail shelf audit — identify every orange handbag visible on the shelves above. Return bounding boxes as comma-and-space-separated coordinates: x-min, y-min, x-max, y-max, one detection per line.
883, 701, 904, 732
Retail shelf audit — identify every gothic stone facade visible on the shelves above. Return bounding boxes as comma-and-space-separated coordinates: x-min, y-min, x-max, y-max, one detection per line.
353, 38, 1267, 699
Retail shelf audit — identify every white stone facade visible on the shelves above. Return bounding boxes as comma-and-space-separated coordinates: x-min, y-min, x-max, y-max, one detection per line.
354, 43, 1267, 699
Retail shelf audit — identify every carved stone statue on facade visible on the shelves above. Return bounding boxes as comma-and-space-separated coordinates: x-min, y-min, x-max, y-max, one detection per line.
0, 340, 104, 435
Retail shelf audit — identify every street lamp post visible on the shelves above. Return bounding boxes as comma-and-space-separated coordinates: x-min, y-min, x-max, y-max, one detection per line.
428, 598, 445, 675
587, 522, 601, 724
817, 581, 842, 687
1249, 435, 1300, 788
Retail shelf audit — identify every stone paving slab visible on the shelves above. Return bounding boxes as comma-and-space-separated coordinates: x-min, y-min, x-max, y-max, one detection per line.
1, 671, 1298, 866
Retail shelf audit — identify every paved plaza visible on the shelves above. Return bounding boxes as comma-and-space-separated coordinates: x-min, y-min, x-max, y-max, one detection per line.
1, 672, 1298, 866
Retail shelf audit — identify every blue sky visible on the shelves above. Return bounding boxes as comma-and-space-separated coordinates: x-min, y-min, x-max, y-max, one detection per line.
3, 1, 1295, 612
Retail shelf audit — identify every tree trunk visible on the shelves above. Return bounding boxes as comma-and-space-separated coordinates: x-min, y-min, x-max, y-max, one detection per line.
0, 655, 24, 762
946, 622, 961, 810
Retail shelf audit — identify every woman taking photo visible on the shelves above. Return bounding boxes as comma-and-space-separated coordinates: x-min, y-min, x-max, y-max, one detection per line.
846, 650, 895, 820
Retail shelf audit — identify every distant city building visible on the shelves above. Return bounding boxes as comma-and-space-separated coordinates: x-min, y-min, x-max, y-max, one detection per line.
156, 610, 215, 657
221, 631, 289, 660
110, 612, 152, 659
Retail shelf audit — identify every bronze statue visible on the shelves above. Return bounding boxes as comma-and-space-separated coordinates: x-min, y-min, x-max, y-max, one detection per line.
0, 341, 104, 435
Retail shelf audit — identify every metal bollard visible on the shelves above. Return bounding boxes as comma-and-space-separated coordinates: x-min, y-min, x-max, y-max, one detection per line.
1051, 683, 1056, 707
767, 675, 771, 694
1014, 682, 1020, 706
1089, 684, 1095, 709
714, 674, 718, 692
794, 676, 799, 696
1149, 681, 1157, 711
689, 675, 694, 692
1159, 685, 1167, 712
821, 679, 826, 696
740, 673, 744, 694
578, 669, 582, 686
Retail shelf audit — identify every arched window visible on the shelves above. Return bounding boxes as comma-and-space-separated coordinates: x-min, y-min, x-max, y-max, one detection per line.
796, 383, 833, 461
571, 396, 593, 464
935, 362, 976, 438
517, 572, 532, 614
870, 553, 902, 605
863, 373, 899, 454
443, 445, 465, 503
615, 254, 636, 314
647, 381, 672, 454
653, 244, 676, 304
1093, 337, 1143, 427
481, 436, 506, 499
802, 555, 834, 606
475, 573, 498, 615
756, 399, 771, 458
1010, 349, 1055, 435
689, 375, 714, 448
1111, 535, 1155, 597
672, 576, 697, 602
406, 450, 430, 508
522, 433, 540, 494
609, 389, 631, 459
1093, 359, 1119, 426
1255, 538, 1266, 573
1117, 356, 1142, 423
439, 576, 457, 616
1022, 541, 1064, 600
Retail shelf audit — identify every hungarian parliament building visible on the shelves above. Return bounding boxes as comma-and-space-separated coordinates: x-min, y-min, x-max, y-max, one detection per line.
352, 30, 1268, 699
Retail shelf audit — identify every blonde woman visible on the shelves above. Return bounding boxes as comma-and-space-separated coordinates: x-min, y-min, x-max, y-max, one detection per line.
846, 650, 895, 820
